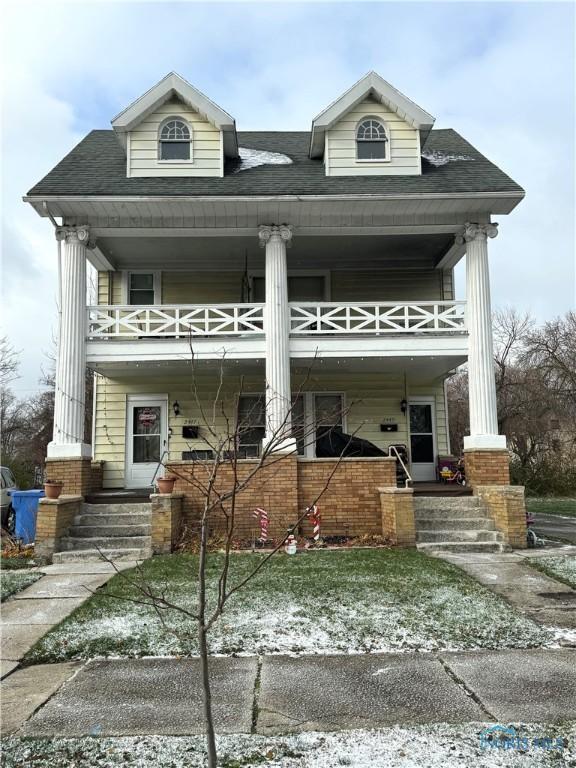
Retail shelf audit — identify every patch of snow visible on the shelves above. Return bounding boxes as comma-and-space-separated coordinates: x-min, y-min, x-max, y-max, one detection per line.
422, 150, 474, 166
3, 723, 574, 767
233, 147, 293, 173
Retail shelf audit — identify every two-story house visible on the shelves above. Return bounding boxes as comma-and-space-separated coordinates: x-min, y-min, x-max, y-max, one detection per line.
26, 72, 527, 560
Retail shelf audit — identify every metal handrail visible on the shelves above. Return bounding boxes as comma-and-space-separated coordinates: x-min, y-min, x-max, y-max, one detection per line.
388, 445, 413, 488
151, 449, 169, 488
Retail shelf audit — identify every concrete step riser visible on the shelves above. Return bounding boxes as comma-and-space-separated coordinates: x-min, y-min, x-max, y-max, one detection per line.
63, 536, 152, 551
416, 530, 503, 543
82, 503, 152, 515
416, 517, 495, 531
417, 542, 509, 554
75, 514, 151, 527
52, 548, 150, 563
70, 524, 152, 538
414, 498, 481, 510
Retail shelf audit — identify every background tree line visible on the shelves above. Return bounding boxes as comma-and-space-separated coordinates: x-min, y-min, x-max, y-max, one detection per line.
447, 310, 576, 496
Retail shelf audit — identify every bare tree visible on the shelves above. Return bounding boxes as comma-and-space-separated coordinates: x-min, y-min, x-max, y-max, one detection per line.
0, 336, 20, 388
100, 354, 358, 766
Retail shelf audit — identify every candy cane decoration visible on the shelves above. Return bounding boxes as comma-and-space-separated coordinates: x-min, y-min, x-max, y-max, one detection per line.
307, 505, 321, 543
252, 507, 269, 542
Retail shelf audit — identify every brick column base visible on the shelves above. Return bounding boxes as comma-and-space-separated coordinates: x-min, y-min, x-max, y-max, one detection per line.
35, 495, 82, 562
150, 493, 184, 554
44, 458, 95, 497
379, 487, 415, 546
464, 448, 510, 489
477, 485, 527, 549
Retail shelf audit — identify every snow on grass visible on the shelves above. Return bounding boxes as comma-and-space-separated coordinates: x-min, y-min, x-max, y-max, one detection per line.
25, 550, 550, 663
1, 570, 42, 601
3, 723, 574, 767
528, 555, 576, 589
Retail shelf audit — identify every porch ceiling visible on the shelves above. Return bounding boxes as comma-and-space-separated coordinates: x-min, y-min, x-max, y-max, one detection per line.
96, 233, 454, 271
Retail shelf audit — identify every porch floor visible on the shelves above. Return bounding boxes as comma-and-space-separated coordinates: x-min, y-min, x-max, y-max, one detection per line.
412, 482, 472, 497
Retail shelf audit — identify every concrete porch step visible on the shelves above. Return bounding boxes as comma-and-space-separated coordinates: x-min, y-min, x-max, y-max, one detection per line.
75, 513, 151, 527
69, 524, 152, 538
52, 548, 148, 563
82, 503, 151, 516
63, 535, 152, 551
417, 541, 510, 554
416, 529, 504, 544
416, 517, 496, 531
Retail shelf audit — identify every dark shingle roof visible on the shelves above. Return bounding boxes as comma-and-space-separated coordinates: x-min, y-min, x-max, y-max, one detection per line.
27, 129, 523, 197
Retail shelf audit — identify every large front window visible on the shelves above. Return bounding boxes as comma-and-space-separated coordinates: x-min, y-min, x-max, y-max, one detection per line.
237, 395, 265, 457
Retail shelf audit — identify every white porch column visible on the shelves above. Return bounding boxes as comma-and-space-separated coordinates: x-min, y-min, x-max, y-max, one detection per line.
463, 222, 506, 450
258, 225, 296, 453
47, 226, 92, 458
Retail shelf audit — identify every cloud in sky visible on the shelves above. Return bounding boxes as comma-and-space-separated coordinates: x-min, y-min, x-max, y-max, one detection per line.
1, 1, 574, 391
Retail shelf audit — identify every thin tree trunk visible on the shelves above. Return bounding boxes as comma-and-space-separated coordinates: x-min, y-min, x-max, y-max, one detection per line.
198, 504, 217, 767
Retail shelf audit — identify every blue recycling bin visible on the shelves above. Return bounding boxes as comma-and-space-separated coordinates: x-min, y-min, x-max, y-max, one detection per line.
10, 490, 45, 544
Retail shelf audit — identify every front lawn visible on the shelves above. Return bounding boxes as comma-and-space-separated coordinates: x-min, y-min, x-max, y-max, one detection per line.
1, 571, 42, 601
528, 556, 576, 589
25, 549, 549, 663
526, 498, 576, 518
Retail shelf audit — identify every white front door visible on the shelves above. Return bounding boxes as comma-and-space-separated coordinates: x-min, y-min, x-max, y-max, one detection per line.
125, 395, 168, 488
408, 398, 436, 482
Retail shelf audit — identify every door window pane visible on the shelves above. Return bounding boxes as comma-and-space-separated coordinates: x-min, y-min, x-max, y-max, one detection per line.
409, 404, 432, 434
133, 435, 161, 463
133, 407, 161, 435
410, 434, 434, 463
315, 395, 343, 428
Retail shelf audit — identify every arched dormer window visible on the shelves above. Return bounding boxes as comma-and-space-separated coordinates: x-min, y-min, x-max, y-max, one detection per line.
158, 117, 192, 161
356, 118, 388, 161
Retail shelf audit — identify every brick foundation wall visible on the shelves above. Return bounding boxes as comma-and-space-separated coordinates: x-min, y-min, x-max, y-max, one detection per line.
464, 449, 510, 488
477, 485, 527, 549
90, 461, 104, 494
379, 487, 415, 546
44, 458, 95, 497
167, 455, 299, 541
297, 458, 397, 538
165, 456, 397, 544
150, 493, 184, 554
35, 495, 82, 561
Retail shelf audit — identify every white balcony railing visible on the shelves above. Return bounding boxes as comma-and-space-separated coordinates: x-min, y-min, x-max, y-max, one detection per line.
87, 304, 265, 338
87, 301, 466, 339
290, 301, 466, 334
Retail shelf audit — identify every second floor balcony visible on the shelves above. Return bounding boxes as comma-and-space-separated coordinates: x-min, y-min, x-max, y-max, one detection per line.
86, 299, 468, 370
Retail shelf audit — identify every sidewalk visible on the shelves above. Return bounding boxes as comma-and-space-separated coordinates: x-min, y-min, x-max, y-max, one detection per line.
1, 560, 138, 680
3, 648, 575, 737
433, 547, 576, 631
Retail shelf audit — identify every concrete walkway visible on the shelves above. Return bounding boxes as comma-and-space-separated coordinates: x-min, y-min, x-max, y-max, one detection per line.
3, 648, 575, 737
433, 547, 576, 630
1, 560, 138, 680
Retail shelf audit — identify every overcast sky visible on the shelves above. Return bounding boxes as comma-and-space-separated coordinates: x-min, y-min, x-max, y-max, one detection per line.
1, 0, 574, 393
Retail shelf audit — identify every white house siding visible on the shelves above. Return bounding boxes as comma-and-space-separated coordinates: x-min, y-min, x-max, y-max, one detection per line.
128, 97, 222, 178
95, 268, 452, 306
325, 96, 421, 177
94, 371, 449, 488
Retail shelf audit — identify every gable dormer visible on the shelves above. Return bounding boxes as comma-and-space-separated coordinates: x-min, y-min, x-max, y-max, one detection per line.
310, 72, 435, 177
111, 72, 238, 178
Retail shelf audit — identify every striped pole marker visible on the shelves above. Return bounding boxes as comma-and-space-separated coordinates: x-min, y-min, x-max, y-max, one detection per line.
252, 507, 269, 542
307, 505, 321, 543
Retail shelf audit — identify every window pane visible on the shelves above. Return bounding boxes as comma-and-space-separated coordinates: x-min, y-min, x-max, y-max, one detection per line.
357, 141, 386, 160
130, 274, 154, 290
288, 276, 325, 301
252, 277, 265, 303
315, 395, 343, 428
410, 434, 434, 463
133, 407, 161, 435
133, 435, 161, 463
160, 141, 190, 160
129, 289, 155, 305
238, 396, 265, 426
409, 404, 432, 434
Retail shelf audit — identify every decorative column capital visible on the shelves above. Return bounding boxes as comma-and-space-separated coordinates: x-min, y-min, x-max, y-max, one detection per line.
464, 222, 498, 243
258, 224, 293, 248
55, 225, 91, 245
